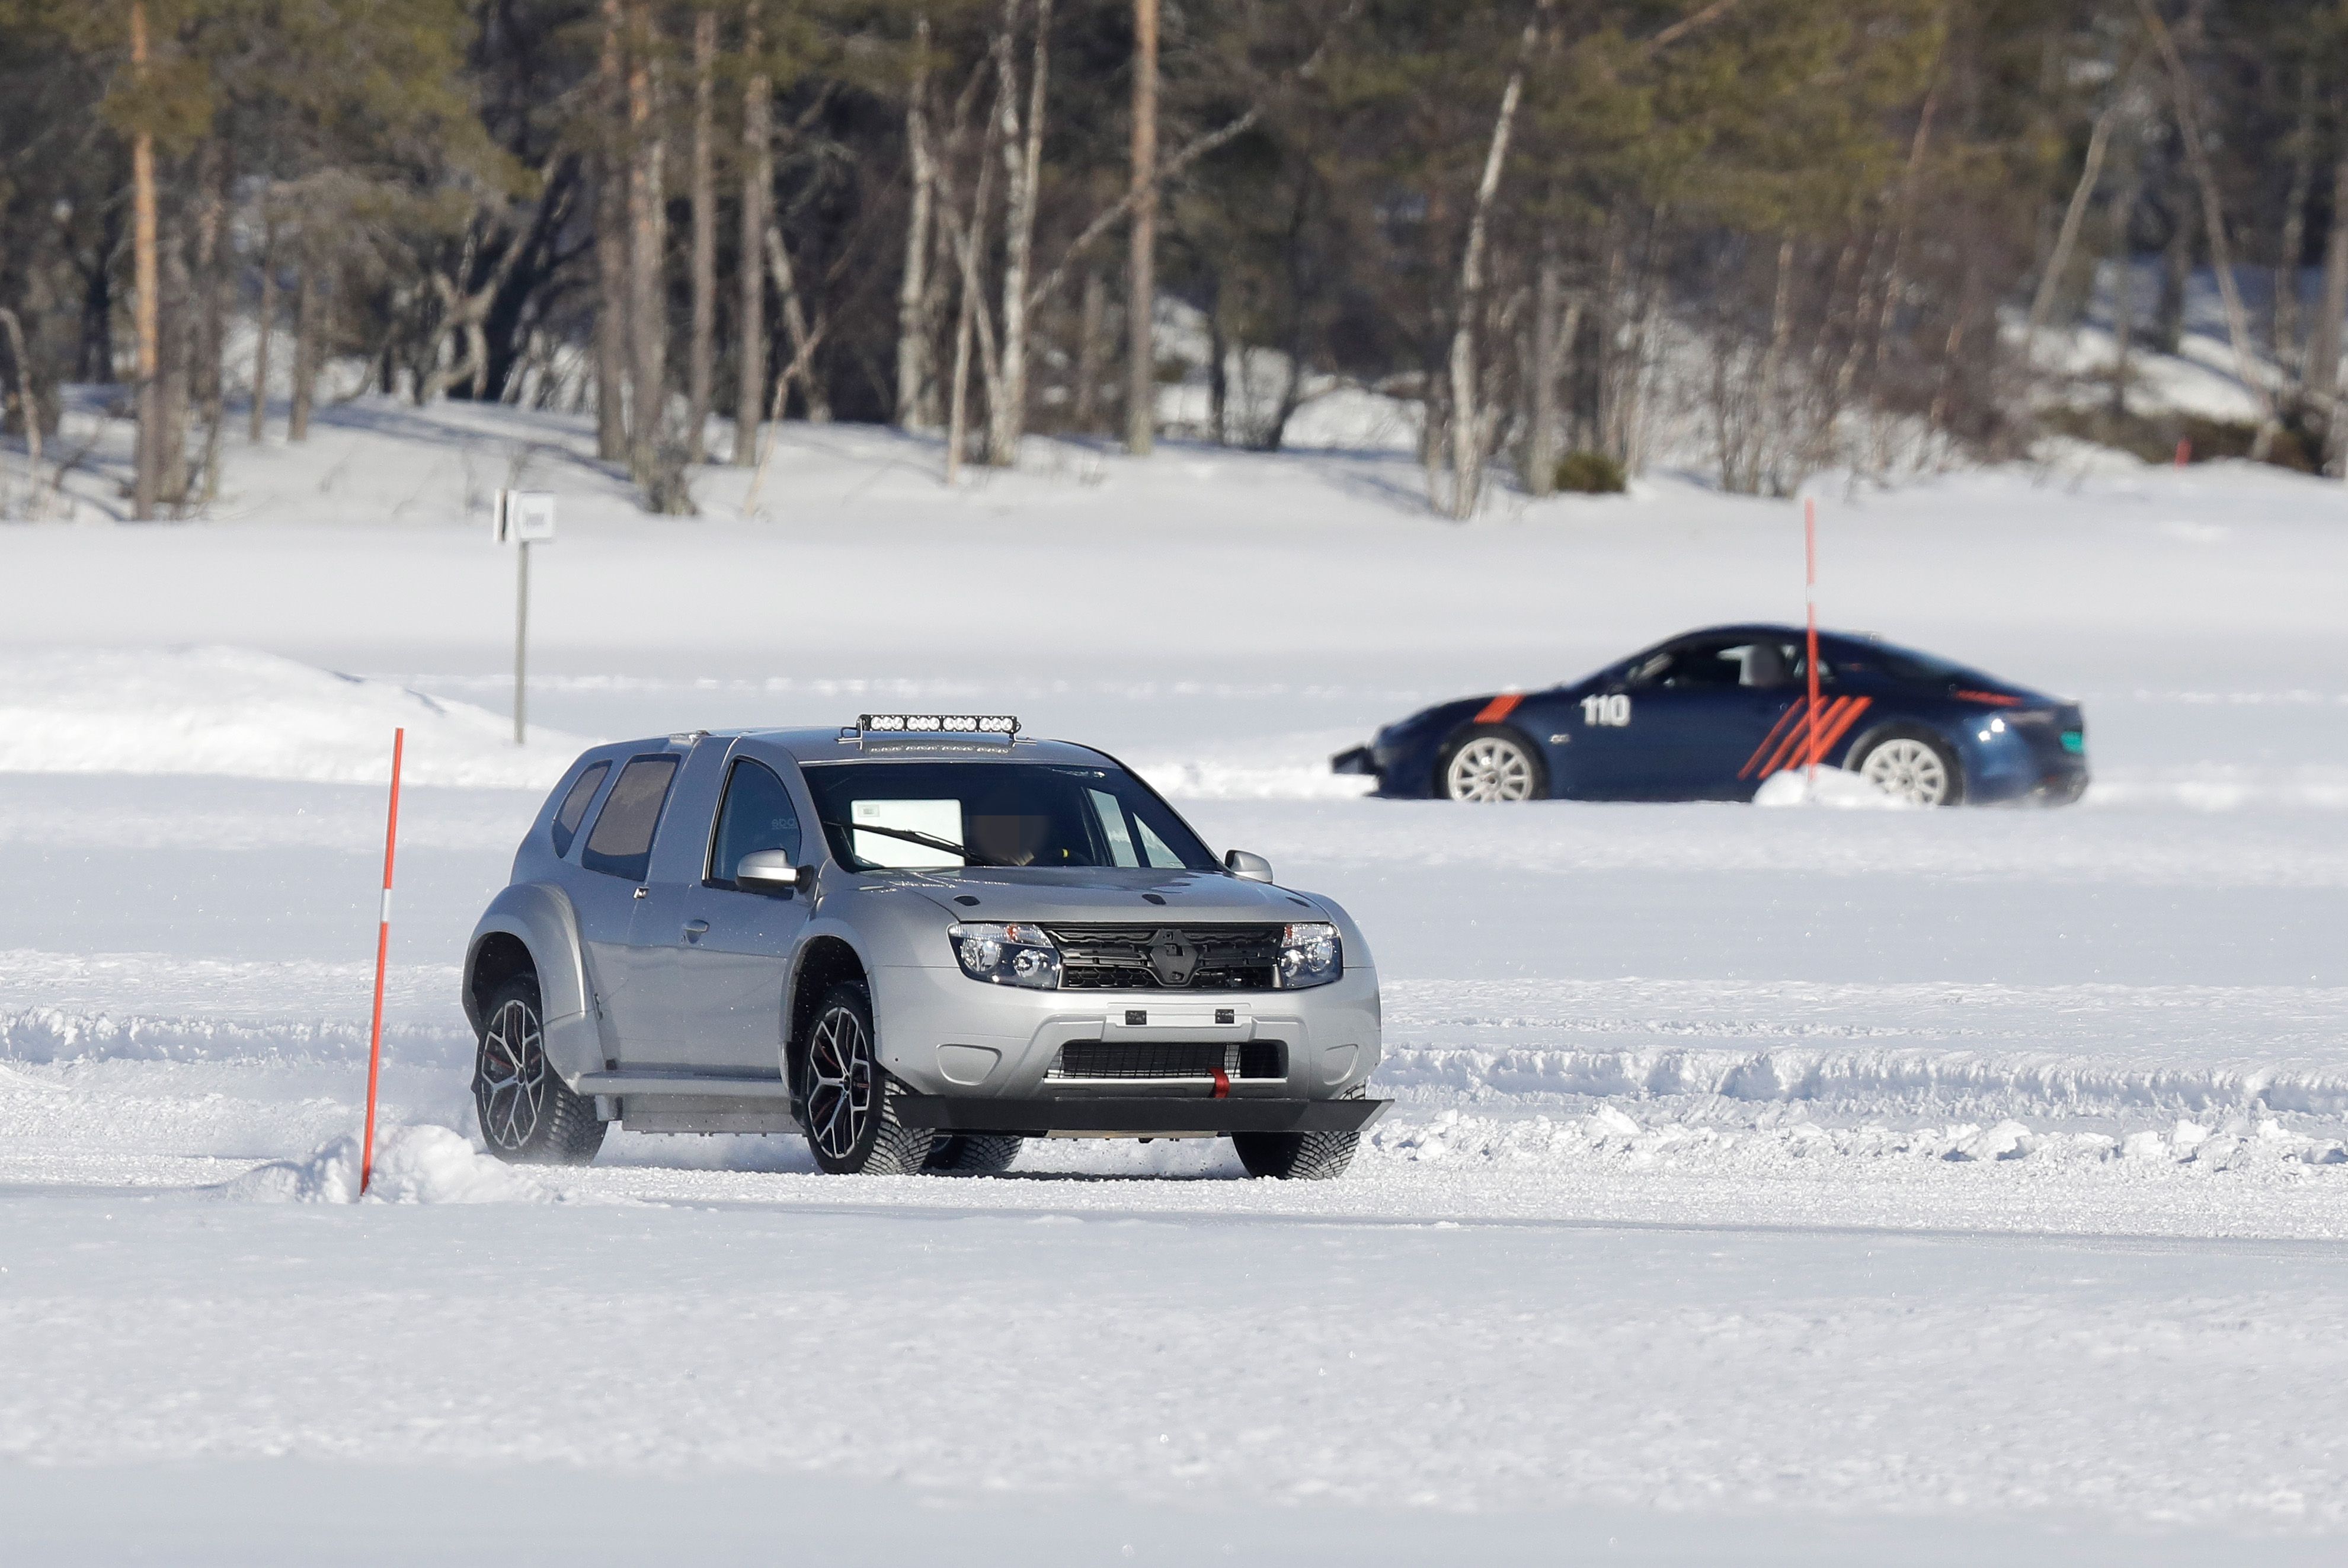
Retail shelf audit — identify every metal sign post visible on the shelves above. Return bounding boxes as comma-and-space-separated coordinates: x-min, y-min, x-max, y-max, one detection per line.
492, 491, 556, 746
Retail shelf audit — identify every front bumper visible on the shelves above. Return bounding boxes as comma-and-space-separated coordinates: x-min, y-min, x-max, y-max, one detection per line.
898, 1094, 1390, 1137
869, 959, 1383, 1106
1330, 744, 1377, 776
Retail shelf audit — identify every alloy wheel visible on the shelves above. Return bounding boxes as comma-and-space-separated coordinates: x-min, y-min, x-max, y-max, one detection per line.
806, 1004, 876, 1162
1446, 737, 1537, 801
476, 999, 549, 1151
1859, 738, 1951, 807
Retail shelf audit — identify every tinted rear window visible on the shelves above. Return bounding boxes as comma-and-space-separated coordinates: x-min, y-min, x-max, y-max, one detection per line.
550, 761, 610, 857
582, 756, 678, 882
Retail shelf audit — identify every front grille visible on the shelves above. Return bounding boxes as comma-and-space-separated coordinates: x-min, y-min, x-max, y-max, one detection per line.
1050, 1041, 1287, 1080
1047, 924, 1282, 991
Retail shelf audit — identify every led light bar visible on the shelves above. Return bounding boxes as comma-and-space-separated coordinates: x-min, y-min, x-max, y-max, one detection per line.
856, 713, 1022, 737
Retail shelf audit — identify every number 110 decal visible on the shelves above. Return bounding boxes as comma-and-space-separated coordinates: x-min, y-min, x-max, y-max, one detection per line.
1581, 694, 1633, 727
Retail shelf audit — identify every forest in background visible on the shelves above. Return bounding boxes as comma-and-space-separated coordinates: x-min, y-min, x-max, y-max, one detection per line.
0, 1, 2342, 519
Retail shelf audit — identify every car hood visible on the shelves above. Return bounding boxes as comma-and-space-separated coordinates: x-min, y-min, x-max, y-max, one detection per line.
866, 866, 1325, 925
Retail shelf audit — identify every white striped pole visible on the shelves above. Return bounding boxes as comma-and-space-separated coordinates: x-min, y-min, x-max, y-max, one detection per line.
359, 728, 405, 1198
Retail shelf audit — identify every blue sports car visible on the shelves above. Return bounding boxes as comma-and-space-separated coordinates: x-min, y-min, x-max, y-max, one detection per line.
1332, 625, 2088, 807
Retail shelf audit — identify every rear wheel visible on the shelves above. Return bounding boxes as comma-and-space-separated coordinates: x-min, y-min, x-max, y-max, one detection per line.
925, 1134, 1023, 1175
1439, 727, 1546, 802
474, 976, 605, 1166
798, 981, 934, 1176
1854, 729, 1963, 807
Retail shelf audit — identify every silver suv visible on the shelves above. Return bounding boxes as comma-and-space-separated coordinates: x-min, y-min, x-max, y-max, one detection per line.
462, 717, 1386, 1178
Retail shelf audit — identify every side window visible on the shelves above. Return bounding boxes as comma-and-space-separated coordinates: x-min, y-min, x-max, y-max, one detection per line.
581, 756, 679, 882
1629, 639, 1744, 690
549, 761, 610, 858
708, 759, 804, 885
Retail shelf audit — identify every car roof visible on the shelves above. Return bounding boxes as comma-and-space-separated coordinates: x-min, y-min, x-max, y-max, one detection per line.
584, 728, 1121, 769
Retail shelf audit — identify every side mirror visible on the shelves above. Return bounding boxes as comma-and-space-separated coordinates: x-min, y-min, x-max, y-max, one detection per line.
735, 849, 803, 893
1225, 849, 1274, 884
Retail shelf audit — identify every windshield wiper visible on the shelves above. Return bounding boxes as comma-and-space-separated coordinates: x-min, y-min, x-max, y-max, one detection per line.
822, 818, 1006, 868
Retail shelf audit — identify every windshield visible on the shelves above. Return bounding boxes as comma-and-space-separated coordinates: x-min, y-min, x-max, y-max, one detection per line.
802, 760, 1219, 873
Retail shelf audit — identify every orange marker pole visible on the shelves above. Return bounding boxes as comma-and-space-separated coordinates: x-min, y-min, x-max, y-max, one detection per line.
359, 727, 405, 1198
1803, 498, 1822, 783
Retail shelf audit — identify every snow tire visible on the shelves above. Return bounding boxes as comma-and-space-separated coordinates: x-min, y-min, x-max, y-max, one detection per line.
798, 980, 934, 1176
1231, 1088, 1364, 1181
474, 975, 606, 1166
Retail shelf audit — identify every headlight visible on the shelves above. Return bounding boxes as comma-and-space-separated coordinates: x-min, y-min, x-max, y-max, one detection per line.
949, 922, 1061, 990
1277, 922, 1342, 989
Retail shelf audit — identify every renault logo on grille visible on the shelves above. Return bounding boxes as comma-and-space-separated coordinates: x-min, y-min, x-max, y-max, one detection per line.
1147, 930, 1199, 987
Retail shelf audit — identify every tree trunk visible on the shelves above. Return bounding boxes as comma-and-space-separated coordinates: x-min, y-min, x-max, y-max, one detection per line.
2107, 139, 2145, 418
1125, 0, 1158, 456
895, 9, 936, 431
1073, 269, 1106, 431
626, 5, 667, 483
2024, 95, 2115, 361
686, 7, 718, 462
0, 308, 43, 516
595, 0, 629, 460
1444, 16, 1537, 519
1524, 227, 1563, 497
129, 1, 159, 520
159, 214, 193, 511
250, 214, 276, 441
734, 4, 770, 463
987, 0, 1053, 468
289, 255, 318, 442
2276, 63, 2316, 385
2309, 142, 2348, 469
763, 225, 833, 422
2139, 0, 2276, 443
194, 142, 231, 504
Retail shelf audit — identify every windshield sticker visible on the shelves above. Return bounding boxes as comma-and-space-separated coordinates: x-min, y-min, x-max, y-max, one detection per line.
851, 798, 965, 866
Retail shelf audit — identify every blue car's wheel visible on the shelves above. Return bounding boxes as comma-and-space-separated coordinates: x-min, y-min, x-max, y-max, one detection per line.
1853, 727, 1963, 807
1438, 726, 1546, 802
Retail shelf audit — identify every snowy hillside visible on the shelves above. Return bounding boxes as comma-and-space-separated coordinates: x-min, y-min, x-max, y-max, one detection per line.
4, 399, 2348, 1561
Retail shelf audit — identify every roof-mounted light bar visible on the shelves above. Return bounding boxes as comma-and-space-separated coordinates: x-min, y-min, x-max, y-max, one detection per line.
843, 713, 1023, 746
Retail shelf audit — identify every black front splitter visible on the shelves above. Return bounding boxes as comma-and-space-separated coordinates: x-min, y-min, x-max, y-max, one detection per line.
895, 1095, 1390, 1137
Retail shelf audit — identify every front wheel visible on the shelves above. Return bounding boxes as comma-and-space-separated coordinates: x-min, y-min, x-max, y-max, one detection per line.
1853, 729, 1963, 808
798, 981, 935, 1175
1439, 726, 1546, 802
1233, 1089, 1364, 1181
473, 976, 606, 1166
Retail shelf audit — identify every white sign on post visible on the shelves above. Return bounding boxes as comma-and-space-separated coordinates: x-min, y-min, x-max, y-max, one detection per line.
492, 489, 557, 544
492, 490, 556, 745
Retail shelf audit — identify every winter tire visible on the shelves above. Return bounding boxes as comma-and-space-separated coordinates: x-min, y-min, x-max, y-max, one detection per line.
925, 1134, 1024, 1175
1231, 1089, 1364, 1181
798, 981, 934, 1176
1853, 727, 1963, 808
474, 975, 606, 1166
1438, 725, 1546, 802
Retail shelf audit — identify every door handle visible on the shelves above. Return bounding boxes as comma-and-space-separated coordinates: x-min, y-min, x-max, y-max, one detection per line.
632, 887, 649, 900
683, 920, 710, 943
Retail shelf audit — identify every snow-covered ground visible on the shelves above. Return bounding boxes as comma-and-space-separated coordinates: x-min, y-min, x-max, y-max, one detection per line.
4, 399, 2347, 1562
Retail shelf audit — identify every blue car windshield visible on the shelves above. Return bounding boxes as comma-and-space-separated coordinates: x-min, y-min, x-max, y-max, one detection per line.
802, 760, 1217, 872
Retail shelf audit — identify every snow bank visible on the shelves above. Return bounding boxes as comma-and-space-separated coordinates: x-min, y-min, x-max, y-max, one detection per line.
0, 646, 579, 788
223, 1125, 546, 1204
1366, 1105, 2348, 1173
1752, 767, 1908, 809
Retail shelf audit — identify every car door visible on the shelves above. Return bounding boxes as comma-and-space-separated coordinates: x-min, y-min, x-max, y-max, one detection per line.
1613, 636, 1794, 798
663, 751, 813, 1075
572, 751, 684, 1061
609, 735, 732, 1068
